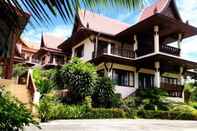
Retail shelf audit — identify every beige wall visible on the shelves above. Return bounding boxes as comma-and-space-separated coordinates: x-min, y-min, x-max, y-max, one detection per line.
72, 36, 94, 61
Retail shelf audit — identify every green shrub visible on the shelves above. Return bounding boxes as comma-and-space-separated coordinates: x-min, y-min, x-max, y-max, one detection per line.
0, 89, 37, 130
33, 67, 57, 95
38, 94, 87, 121
170, 104, 196, 112
135, 88, 169, 110
92, 76, 122, 108
190, 102, 197, 109
84, 108, 126, 119
13, 63, 28, 77
60, 58, 97, 103
137, 110, 197, 120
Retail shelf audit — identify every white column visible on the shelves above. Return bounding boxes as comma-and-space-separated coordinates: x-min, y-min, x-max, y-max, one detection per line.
154, 25, 160, 53
95, 36, 98, 58
178, 33, 182, 56
71, 48, 75, 58
134, 34, 138, 57
180, 66, 185, 85
154, 61, 160, 88
29, 54, 32, 63
107, 43, 111, 54
135, 71, 139, 89
53, 57, 56, 64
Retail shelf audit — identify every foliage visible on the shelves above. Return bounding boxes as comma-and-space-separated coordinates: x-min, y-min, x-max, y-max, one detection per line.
92, 76, 117, 108
84, 108, 126, 119
60, 58, 97, 103
190, 102, 197, 110
170, 104, 196, 112
135, 88, 169, 110
33, 67, 57, 95
0, 89, 37, 130
184, 83, 197, 104
5, 0, 144, 25
38, 94, 86, 122
13, 63, 28, 77
137, 110, 197, 120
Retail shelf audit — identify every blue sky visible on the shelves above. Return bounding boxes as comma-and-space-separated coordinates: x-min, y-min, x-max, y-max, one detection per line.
21, 0, 197, 62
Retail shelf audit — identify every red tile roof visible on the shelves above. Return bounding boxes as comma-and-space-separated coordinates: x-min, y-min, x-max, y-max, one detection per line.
42, 33, 65, 50
139, 0, 170, 22
78, 10, 130, 35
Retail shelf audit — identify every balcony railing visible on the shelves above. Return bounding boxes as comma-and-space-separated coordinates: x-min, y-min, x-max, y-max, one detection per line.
160, 83, 183, 97
160, 45, 180, 56
94, 48, 135, 58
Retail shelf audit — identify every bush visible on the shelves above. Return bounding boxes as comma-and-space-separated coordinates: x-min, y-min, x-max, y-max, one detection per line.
60, 58, 97, 103
13, 64, 28, 77
38, 94, 86, 121
33, 67, 57, 95
170, 104, 196, 112
137, 110, 197, 120
84, 108, 126, 119
92, 76, 118, 108
190, 102, 197, 109
135, 88, 169, 110
0, 89, 37, 130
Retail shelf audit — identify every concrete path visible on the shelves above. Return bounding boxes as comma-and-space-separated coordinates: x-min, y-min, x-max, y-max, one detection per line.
24, 119, 197, 131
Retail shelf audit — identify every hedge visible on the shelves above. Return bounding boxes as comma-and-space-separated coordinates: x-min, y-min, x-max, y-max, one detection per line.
137, 110, 197, 120
84, 108, 126, 119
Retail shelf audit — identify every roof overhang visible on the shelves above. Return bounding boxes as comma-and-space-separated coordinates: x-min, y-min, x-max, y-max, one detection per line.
117, 14, 197, 42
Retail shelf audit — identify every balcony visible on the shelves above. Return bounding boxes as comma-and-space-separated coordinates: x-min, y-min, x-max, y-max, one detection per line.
160, 45, 180, 56
160, 83, 183, 97
94, 47, 135, 59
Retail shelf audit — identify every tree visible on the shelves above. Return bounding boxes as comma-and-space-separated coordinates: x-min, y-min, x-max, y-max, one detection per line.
0, 88, 38, 130
13, 63, 28, 77
60, 58, 97, 103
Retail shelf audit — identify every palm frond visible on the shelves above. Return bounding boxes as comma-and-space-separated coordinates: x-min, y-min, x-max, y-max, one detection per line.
5, 0, 146, 24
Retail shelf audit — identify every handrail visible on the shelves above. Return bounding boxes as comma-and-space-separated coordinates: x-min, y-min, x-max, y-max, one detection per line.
160, 45, 180, 56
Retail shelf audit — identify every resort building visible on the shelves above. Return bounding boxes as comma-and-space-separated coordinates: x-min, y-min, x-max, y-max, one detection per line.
58, 0, 197, 98
34, 34, 65, 68
15, 38, 40, 66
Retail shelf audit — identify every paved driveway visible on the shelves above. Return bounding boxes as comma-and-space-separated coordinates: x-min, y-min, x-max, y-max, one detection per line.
25, 119, 197, 131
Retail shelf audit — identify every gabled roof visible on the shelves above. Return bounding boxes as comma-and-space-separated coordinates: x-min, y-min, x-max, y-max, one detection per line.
139, 0, 182, 22
41, 33, 65, 50
75, 10, 130, 35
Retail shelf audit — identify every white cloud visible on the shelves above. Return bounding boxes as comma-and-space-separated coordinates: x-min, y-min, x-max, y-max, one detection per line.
21, 24, 73, 44
176, 0, 197, 62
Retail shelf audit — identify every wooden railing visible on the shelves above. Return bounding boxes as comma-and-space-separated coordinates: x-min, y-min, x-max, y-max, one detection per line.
160, 83, 183, 97
93, 48, 135, 58
160, 45, 180, 56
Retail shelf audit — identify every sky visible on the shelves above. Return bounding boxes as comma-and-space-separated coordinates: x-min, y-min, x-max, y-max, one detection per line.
21, 0, 197, 62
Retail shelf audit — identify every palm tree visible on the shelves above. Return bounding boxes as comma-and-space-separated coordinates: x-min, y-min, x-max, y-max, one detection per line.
8, 0, 145, 24
0, 0, 145, 79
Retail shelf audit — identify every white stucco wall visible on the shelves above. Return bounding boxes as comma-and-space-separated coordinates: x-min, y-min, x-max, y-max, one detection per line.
72, 36, 94, 61
115, 86, 137, 99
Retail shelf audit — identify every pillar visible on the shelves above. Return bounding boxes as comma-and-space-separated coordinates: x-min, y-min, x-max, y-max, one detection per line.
180, 66, 185, 85
135, 71, 139, 89
154, 61, 160, 88
107, 43, 111, 55
178, 33, 182, 56
154, 25, 160, 53
53, 56, 56, 64
134, 34, 138, 57
95, 36, 98, 58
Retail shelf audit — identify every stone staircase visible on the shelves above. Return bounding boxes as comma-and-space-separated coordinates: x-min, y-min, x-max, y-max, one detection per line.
0, 79, 33, 111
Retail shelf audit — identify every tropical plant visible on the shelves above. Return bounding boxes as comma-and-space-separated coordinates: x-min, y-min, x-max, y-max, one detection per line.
92, 76, 120, 108
135, 88, 169, 110
33, 67, 56, 95
184, 83, 197, 104
13, 63, 28, 77
5, 0, 144, 25
60, 58, 97, 103
0, 88, 38, 130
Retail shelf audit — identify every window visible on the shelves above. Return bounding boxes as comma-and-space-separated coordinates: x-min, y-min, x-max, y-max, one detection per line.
112, 69, 134, 87
74, 44, 84, 57
139, 73, 154, 89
